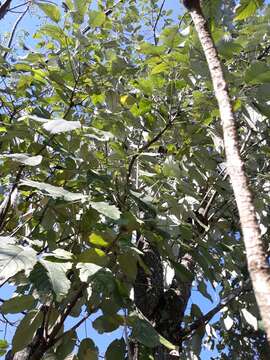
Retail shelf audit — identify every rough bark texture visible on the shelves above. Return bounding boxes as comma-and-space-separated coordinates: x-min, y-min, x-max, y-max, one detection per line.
183, 0, 270, 344
134, 237, 194, 359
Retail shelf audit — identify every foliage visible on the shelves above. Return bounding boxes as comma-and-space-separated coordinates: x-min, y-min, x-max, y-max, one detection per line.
0, 0, 270, 359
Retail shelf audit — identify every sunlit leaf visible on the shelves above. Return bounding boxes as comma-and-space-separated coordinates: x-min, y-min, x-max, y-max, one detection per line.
0, 245, 36, 283
20, 179, 86, 201
37, 2, 61, 22
0, 154, 42, 166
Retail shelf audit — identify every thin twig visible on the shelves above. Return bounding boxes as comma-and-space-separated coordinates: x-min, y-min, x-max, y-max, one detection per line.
152, 0, 166, 45
53, 312, 91, 344
180, 280, 251, 338
123, 309, 132, 360
4, 3, 30, 59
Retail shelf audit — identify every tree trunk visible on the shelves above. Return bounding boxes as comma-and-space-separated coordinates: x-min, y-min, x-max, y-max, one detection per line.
134, 236, 194, 359
183, 0, 270, 344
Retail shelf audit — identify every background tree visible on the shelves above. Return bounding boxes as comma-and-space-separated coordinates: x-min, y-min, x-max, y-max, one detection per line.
0, 0, 270, 359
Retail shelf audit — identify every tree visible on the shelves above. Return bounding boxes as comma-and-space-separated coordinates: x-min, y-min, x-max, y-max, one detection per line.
0, 0, 270, 359
183, 0, 270, 345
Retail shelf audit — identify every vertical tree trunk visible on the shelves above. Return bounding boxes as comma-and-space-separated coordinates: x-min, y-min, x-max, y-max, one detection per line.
183, 0, 270, 344
134, 236, 194, 359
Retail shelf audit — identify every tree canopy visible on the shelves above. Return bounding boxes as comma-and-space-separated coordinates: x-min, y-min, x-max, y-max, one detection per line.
0, 0, 270, 359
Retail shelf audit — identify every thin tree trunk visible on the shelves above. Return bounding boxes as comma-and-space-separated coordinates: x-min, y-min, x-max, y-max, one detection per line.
183, 0, 270, 343
134, 235, 194, 359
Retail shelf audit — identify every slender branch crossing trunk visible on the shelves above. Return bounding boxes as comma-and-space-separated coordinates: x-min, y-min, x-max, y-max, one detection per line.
183, 0, 270, 343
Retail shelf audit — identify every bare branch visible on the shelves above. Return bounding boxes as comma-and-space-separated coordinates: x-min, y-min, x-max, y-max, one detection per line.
152, 0, 166, 45
181, 280, 251, 338
3, 3, 30, 59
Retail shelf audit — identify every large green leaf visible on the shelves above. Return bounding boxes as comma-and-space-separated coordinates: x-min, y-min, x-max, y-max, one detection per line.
234, 0, 263, 21
129, 315, 176, 350
0, 154, 42, 166
39, 259, 72, 301
0, 245, 37, 283
78, 338, 98, 360
76, 262, 103, 282
77, 248, 108, 266
20, 179, 86, 202
245, 62, 270, 84
1, 295, 36, 314
92, 314, 123, 333
12, 310, 43, 352
43, 119, 81, 134
89, 10, 106, 27
55, 331, 77, 360
105, 338, 126, 360
19, 115, 81, 134
36, 1, 61, 22
89, 201, 121, 220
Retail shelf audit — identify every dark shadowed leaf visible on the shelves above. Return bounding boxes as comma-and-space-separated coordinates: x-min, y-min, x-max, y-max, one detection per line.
1, 295, 36, 314
78, 338, 98, 360
105, 338, 126, 359
12, 310, 43, 352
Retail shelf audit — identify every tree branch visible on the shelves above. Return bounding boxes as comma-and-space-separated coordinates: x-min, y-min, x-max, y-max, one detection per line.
181, 280, 251, 338
152, 0, 166, 45
3, 3, 30, 60
126, 114, 176, 185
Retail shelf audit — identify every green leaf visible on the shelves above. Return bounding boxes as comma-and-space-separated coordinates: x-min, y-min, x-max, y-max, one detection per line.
43, 119, 81, 134
37, 1, 61, 22
0, 153, 42, 166
77, 249, 108, 267
131, 320, 157, 348
151, 63, 169, 75
89, 233, 109, 247
92, 314, 123, 333
245, 61, 270, 84
241, 308, 258, 330
85, 128, 114, 142
118, 252, 137, 281
223, 315, 234, 330
139, 42, 166, 55
12, 310, 43, 352
56, 330, 77, 360
1, 295, 36, 314
76, 262, 103, 282
0, 244, 37, 283
234, 0, 263, 21
89, 201, 121, 220
174, 262, 194, 282
20, 179, 86, 202
0, 339, 8, 356
39, 259, 72, 302
89, 10, 106, 27
105, 338, 126, 360
129, 316, 175, 350
71, 0, 91, 23
78, 338, 98, 360
191, 332, 203, 356
35, 24, 65, 45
